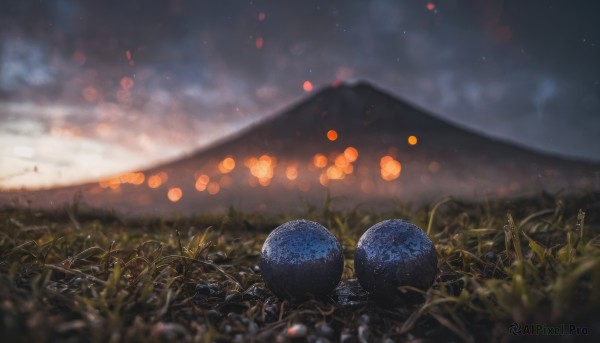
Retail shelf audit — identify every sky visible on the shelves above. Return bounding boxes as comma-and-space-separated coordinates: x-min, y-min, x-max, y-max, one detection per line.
1, 0, 599, 189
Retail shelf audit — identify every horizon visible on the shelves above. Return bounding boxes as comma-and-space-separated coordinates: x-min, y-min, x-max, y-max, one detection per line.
3, 80, 600, 191
4, 80, 600, 193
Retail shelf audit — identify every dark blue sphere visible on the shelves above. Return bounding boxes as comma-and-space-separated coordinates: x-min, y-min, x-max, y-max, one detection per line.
260, 220, 344, 300
354, 219, 437, 303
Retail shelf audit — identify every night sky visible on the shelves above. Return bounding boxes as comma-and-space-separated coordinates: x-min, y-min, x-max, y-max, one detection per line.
1, 0, 599, 189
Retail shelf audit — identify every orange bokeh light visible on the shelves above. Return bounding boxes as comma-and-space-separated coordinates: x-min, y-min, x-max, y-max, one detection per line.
343, 146, 358, 162
158, 172, 168, 182
167, 187, 183, 202
334, 154, 349, 168
326, 166, 345, 180
245, 154, 276, 186
147, 172, 168, 188
319, 172, 329, 186
303, 80, 313, 92
195, 174, 210, 191
131, 172, 145, 185
218, 156, 236, 174
342, 164, 354, 175
244, 156, 257, 168
313, 154, 328, 168
408, 135, 418, 146
119, 172, 145, 185
380, 156, 402, 181
327, 130, 338, 141
99, 177, 120, 190
285, 165, 298, 180
99, 172, 145, 189
147, 175, 162, 188
426, 2, 435, 11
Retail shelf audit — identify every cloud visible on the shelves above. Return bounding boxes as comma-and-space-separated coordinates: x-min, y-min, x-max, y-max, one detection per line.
0, 38, 55, 91
0, 1, 599, 189
533, 78, 557, 119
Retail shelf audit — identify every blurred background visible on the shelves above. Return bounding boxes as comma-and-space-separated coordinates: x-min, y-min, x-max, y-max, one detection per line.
1, 0, 599, 190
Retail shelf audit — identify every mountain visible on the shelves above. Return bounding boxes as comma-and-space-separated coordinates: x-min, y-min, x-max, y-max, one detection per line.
2, 81, 599, 215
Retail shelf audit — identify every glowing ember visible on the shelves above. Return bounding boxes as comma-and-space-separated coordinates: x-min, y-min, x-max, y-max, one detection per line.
343, 146, 359, 162
255, 37, 264, 49
167, 187, 183, 202
303, 80, 313, 92
313, 153, 328, 168
195, 174, 210, 191
408, 135, 418, 146
380, 155, 402, 181
327, 130, 338, 141
218, 156, 236, 174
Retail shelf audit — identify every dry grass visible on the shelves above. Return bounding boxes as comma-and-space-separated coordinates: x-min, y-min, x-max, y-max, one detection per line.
1, 192, 599, 342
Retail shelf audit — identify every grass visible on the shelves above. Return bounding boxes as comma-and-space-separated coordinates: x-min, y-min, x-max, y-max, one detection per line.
1, 191, 600, 342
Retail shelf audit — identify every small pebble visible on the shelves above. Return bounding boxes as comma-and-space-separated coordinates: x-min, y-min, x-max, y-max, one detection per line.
224, 292, 242, 303
340, 328, 354, 343
243, 284, 269, 301
485, 251, 497, 261
315, 322, 335, 339
285, 323, 308, 338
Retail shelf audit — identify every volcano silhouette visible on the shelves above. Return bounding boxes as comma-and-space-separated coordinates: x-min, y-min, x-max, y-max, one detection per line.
3, 82, 599, 215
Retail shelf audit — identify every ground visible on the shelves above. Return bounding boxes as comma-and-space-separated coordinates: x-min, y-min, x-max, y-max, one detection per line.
1, 192, 599, 342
